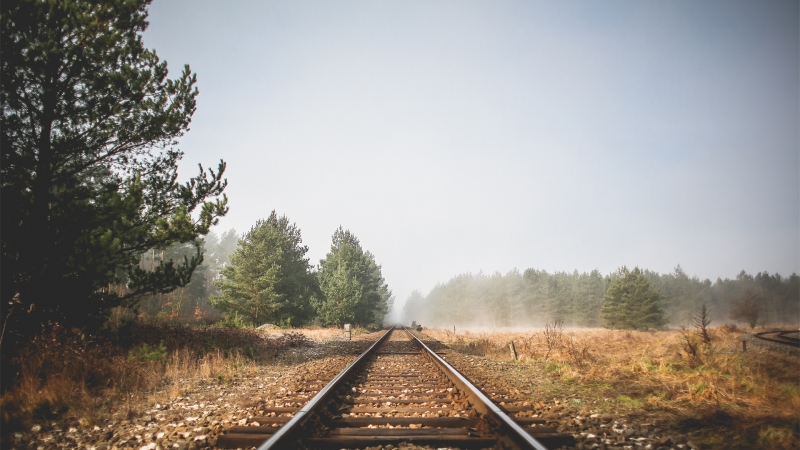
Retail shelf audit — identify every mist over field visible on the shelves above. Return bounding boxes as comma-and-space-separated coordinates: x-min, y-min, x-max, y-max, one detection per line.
401, 267, 799, 329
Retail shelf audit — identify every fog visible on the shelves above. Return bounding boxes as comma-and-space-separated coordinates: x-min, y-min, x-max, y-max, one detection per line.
400, 267, 799, 329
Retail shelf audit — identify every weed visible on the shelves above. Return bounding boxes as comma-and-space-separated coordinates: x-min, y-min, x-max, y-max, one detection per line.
217, 312, 252, 329
546, 362, 561, 373
241, 345, 257, 360
128, 341, 169, 363
563, 335, 593, 366
757, 426, 799, 450
543, 319, 564, 361
779, 383, 799, 398
722, 323, 739, 333
616, 394, 644, 408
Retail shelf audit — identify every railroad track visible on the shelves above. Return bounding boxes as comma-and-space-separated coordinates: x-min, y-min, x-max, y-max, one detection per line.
215, 326, 575, 449
754, 330, 800, 348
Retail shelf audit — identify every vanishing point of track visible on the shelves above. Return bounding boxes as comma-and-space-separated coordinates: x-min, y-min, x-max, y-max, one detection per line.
215, 326, 575, 449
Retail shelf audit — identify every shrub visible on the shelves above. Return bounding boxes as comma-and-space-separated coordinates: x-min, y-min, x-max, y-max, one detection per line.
218, 312, 252, 329
128, 341, 169, 363
0, 324, 139, 429
730, 288, 761, 329
241, 345, 257, 360
722, 323, 740, 333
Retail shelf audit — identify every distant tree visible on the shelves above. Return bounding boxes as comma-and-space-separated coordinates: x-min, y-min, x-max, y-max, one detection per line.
139, 241, 211, 321
203, 228, 239, 297
1, 0, 228, 331
138, 229, 240, 323
212, 213, 315, 326
601, 267, 667, 330
729, 288, 761, 329
315, 227, 393, 327
575, 270, 606, 327
401, 290, 425, 325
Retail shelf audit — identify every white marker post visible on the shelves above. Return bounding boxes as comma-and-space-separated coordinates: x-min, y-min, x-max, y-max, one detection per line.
343, 323, 352, 341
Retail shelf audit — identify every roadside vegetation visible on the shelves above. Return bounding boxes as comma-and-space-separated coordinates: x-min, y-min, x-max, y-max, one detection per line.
423, 323, 800, 449
0, 320, 324, 441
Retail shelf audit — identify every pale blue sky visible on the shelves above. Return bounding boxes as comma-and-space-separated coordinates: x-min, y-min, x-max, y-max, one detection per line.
143, 1, 799, 318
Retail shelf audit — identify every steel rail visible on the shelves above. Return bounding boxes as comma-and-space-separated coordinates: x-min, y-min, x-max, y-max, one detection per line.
258, 325, 397, 450
402, 326, 550, 450
778, 331, 800, 343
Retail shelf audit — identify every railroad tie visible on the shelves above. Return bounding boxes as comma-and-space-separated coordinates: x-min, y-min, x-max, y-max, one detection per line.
214, 326, 574, 449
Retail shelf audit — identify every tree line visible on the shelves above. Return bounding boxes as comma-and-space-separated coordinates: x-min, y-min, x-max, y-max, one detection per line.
139, 216, 393, 328
402, 265, 799, 329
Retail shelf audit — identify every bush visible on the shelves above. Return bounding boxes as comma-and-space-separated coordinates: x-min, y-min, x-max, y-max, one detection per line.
241, 345, 257, 360
128, 341, 168, 363
451, 338, 496, 356
217, 312, 252, 329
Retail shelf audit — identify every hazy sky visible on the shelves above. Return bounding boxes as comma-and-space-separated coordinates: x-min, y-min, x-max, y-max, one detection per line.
143, 1, 799, 318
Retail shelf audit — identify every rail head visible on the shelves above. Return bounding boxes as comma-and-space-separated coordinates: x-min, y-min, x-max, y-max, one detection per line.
257, 325, 396, 450
402, 326, 550, 450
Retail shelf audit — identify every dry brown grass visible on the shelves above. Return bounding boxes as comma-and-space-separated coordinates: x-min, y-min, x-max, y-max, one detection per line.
424, 326, 800, 448
257, 326, 342, 341
0, 323, 339, 439
426, 325, 800, 414
424, 325, 800, 448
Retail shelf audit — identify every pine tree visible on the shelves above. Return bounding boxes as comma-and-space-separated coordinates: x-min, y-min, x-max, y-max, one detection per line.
212, 213, 315, 326
315, 227, 393, 327
1, 0, 227, 330
601, 267, 667, 330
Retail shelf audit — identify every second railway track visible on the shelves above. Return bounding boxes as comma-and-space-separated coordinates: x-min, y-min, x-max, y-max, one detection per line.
754, 330, 800, 348
215, 326, 575, 449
